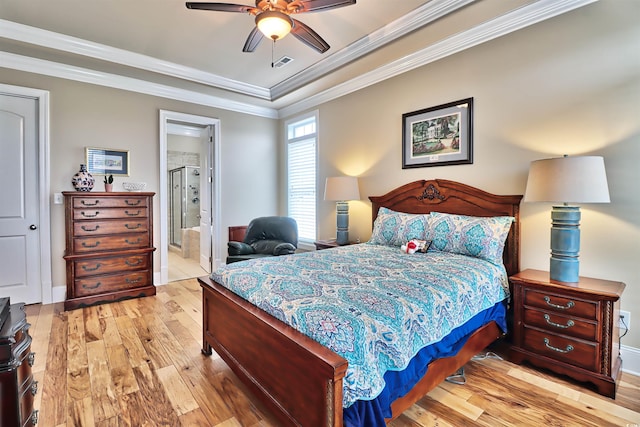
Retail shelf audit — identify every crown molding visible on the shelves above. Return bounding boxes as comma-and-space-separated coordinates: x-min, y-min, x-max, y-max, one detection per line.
270, 0, 475, 100
0, 19, 272, 100
277, 0, 597, 118
0, 51, 278, 119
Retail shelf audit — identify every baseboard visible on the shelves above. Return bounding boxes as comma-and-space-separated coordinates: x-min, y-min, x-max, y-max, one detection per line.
621, 345, 640, 376
52, 285, 66, 303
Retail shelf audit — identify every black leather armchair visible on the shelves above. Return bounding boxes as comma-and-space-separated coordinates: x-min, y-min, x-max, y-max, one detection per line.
226, 216, 298, 264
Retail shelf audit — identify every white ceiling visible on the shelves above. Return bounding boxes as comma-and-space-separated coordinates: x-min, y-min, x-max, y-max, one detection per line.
0, 0, 596, 116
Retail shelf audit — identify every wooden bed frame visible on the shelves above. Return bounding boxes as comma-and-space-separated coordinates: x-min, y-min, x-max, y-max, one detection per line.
198, 179, 522, 426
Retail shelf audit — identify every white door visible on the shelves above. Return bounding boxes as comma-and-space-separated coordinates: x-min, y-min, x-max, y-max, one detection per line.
0, 93, 42, 304
199, 126, 213, 273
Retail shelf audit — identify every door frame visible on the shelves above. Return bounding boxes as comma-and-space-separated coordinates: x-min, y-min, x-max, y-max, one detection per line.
159, 110, 221, 284
0, 83, 53, 303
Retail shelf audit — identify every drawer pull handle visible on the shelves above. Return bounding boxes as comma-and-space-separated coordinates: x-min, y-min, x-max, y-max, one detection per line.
125, 210, 141, 216
125, 238, 142, 245
126, 277, 141, 284
543, 296, 574, 310
31, 380, 39, 396
28, 351, 36, 367
543, 338, 574, 354
81, 200, 99, 206
81, 225, 100, 232
31, 410, 39, 425
82, 241, 100, 248
544, 314, 575, 329
81, 263, 102, 272
81, 211, 100, 218
82, 282, 101, 290
125, 199, 142, 206
125, 223, 142, 230
125, 259, 143, 266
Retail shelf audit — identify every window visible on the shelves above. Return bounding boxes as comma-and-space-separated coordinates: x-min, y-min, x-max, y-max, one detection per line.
286, 112, 317, 244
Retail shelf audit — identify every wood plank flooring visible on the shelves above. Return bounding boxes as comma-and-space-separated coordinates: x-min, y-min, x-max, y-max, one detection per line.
25, 279, 640, 426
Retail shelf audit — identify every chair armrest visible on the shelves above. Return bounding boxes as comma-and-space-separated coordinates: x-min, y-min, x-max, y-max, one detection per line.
273, 242, 296, 256
228, 241, 254, 255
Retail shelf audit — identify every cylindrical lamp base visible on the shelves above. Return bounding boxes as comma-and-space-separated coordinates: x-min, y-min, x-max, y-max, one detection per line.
549, 205, 581, 283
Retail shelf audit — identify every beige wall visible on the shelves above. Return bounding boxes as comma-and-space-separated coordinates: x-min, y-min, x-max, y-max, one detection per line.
309, 2, 640, 347
0, 70, 280, 294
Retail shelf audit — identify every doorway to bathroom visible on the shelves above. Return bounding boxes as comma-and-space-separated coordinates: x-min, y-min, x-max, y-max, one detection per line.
159, 111, 221, 284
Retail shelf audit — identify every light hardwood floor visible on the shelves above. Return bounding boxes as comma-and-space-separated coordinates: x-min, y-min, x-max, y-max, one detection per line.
25, 279, 640, 426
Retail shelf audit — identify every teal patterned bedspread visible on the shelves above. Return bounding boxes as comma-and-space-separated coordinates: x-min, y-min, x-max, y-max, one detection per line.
211, 243, 509, 407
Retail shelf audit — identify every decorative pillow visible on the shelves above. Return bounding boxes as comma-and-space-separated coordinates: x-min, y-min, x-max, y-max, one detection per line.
427, 212, 514, 264
368, 207, 430, 247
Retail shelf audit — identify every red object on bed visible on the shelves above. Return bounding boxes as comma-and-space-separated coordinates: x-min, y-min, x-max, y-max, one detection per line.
198, 179, 522, 426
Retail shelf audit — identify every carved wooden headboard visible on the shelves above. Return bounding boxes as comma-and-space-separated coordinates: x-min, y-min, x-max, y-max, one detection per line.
369, 179, 523, 276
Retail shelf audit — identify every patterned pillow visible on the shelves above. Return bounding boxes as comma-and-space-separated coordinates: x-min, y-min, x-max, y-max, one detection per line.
427, 212, 514, 264
368, 207, 430, 247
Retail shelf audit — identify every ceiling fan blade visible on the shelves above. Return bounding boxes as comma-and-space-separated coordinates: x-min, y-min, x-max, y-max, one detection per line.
242, 26, 264, 52
294, 0, 356, 13
185, 2, 256, 13
291, 19, 330, 53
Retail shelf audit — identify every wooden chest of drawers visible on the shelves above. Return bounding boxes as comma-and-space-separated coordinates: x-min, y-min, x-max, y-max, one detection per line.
509, 269, 625, 398
0, 303, 38, 426
63, 192, 156, 310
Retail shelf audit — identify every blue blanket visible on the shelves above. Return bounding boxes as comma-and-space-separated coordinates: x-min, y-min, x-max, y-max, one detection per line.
211, 243, 509, 409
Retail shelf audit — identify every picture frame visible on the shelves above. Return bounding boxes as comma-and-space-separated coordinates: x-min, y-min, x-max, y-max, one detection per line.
402, 97, 473, 169
85, 147, 130, 176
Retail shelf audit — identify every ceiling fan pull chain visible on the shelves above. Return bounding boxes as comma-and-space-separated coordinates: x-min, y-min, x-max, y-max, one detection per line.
271, 40, 275, 68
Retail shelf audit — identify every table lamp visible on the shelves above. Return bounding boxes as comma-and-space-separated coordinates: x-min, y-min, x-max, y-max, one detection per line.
524, 155, 610, 282
324, 176, 360, 245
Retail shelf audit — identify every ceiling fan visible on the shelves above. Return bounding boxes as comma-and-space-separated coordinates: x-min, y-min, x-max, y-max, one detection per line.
186, 0, 356, 53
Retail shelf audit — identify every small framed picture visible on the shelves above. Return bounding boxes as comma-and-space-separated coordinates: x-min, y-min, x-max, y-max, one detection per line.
85, 147, 130, 176
402, 98, 473, 168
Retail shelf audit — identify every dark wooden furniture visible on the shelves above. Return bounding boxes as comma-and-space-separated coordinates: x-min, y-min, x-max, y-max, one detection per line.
198, 179, 522, 426
314, 239, 357, 250
509, 269, 625, 398
63, 192, 156, 311
228, 225, 248, 243
0, 303, 38, 426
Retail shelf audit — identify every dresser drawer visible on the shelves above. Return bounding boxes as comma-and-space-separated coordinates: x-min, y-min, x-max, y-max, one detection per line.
75, 254, 150, 278
523, 308, 597, 341
73, 219, 149, 236
73, 233, 150, 253
75, 270, 152, 297
522, 327, 598, 371
73, 196, 148, 209
524, 289, 597, 320
73, 207, 148, 221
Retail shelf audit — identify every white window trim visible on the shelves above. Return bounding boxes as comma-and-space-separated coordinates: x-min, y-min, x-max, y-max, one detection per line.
285, 110, 318, 250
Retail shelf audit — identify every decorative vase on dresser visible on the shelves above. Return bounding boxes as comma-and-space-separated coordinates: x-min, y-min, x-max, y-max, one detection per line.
71, 164, 95, 192
0, 302, 38, 426
509, 269, 625, 398
63, 191, 156, 310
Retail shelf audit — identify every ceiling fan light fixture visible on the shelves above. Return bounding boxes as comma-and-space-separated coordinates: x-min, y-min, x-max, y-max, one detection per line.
256, 11, 293, 41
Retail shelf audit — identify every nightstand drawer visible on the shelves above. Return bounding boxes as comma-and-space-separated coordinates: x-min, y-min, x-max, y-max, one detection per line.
524, 289, 597, 320
523, 308, 597, 341
522, 327, 597, 371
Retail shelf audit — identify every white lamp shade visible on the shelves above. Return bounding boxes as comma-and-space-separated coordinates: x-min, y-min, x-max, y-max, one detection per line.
256, 11, 292, 41
324, 176, 360, 201
524, 156, 610, 204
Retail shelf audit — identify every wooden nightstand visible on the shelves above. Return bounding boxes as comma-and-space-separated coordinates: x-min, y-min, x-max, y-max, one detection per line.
314, 239, 356, 250
509, 269, 625, 398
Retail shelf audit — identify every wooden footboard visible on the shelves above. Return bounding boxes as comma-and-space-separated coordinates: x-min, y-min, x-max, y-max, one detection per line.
199, 275, 348, 427
199, 276, 503, 426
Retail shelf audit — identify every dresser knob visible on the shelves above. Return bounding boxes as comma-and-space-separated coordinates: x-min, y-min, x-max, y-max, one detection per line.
543, 337, 574, 354
543, 296, 575, 310
543, 314, 575, 329
31, 380, 39, 396
31, 410, 39, 425
27, 351, 36, 367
